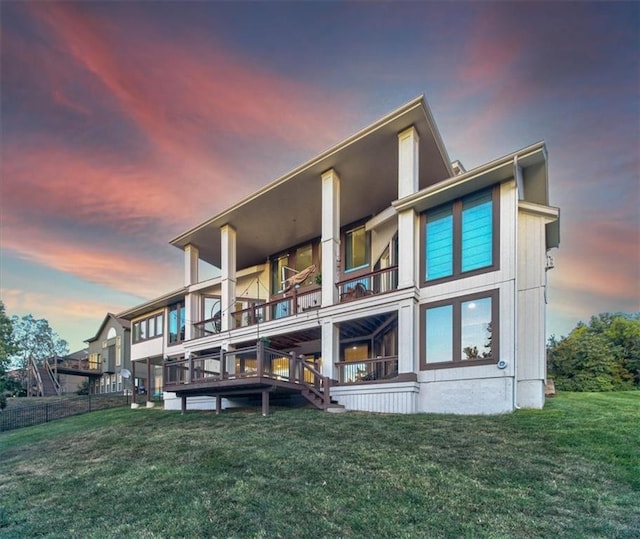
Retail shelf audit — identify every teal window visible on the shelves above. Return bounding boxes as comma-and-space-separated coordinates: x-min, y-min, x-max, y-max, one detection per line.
461, 191, 493, 272
423, 187, 497, 283
426, 207, 453, 280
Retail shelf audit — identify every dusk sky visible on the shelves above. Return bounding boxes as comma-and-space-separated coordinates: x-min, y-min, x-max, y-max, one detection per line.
1, 1, 638, 352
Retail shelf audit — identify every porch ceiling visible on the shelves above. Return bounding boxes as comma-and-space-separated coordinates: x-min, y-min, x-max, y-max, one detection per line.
171, 96, 452, 269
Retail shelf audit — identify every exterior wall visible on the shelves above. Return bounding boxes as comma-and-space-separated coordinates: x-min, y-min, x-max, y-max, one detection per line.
516, 208, 550, 409
413, 181, 518, 415
331, 382, 418, 413
417, 375, 514, 414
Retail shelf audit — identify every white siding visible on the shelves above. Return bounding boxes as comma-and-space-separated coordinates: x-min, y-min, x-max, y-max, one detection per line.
331, 382, 418, 413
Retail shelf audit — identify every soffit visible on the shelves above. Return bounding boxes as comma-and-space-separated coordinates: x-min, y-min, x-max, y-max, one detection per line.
171, 97, 452, 269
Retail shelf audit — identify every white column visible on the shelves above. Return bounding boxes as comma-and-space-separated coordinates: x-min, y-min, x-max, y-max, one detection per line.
397, 208, 417, 288
321, 169, 340, 307
183, 245, 200, 341
398, 126, 420, 199
398, 300, 416, 374
321, 320, 339, 380
220, 225, 237, 332
184, 244, 199, 287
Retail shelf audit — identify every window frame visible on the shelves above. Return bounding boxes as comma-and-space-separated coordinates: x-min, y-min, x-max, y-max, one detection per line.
419, 289, 500, 370
420, 185, 500, 286
343, 224, 370, 273
168, 302, 185, 345
132, 312, 165, 344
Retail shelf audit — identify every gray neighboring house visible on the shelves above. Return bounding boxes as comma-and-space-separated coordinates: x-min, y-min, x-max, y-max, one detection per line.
85, 313, 132, 394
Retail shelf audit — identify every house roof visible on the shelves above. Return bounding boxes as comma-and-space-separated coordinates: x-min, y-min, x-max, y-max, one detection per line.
117, 287, 187, 321
170, 95, 453, 269
85, 312, 131, 343
394, 140, 560, 248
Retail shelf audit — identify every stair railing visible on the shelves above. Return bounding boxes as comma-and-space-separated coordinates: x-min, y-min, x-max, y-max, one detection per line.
293, 353, 330, 408
45, 359, 62, 396
28, 357, 44, 397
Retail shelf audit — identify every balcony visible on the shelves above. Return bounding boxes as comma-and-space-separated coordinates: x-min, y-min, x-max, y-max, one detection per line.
337, 265, 398, 303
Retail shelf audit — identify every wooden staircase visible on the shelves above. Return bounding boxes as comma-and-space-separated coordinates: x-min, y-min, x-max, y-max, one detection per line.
27, 357, 61, 397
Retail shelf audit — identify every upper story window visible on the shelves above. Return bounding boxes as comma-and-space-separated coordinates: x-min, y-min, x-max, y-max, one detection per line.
344, 225, 369, 272
133, 312, 164, 344
422, 186, 499, 284
168, 302, 185, 344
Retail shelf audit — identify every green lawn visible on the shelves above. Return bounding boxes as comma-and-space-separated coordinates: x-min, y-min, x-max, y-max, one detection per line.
1, 392, 638, 538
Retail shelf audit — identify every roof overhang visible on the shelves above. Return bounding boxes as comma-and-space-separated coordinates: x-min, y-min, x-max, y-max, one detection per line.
85, 313, 131, 343
170, 96, 453, 269
393, 141, 549, 214
117, 288, 187, 321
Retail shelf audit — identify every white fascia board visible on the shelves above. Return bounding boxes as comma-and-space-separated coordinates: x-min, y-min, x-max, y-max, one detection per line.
365, 206, 397, 231
393, 142, 546, 213
518, 200, 559, 221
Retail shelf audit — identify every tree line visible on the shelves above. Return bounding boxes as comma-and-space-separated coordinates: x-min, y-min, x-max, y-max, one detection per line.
0, 301, 69, 408
547, 312, 640, 391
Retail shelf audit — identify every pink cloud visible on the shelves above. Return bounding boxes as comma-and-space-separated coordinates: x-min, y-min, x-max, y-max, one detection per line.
551, 218, 639, 302
2, 218, 181, 299
26, 2, 356, 162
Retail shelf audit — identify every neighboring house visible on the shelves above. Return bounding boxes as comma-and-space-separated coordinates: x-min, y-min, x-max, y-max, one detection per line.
118, 96, 559, 414
84, 313, 132, 395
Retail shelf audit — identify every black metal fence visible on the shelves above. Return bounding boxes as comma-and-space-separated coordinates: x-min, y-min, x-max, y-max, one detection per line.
0, 394, 130, 432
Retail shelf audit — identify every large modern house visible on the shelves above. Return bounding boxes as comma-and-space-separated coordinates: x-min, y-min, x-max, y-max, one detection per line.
118, 96, 559, 415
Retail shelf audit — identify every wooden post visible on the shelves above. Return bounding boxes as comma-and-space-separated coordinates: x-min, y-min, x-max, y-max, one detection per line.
188, 354, 193, 384
257, 339, 264, 378
262, 390, 269, 416
146, 357, 152, 402
132, 360, 136, 404
323, 376, 330, 408
216, 395, 222, 415
289, 352, 295, 383
181, 395, 186, 415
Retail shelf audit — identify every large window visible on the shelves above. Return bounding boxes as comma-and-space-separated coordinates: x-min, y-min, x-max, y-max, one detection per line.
345, 225, 369, 272
133, 313, 164, 344
420, 290, 499, 369
422, 187, 498, 283
168, 302, 185, 344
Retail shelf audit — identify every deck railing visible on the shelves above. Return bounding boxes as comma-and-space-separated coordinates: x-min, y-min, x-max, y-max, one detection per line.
337, 265, 398, 302
192, 315, 221, 339
335, 356, 399, 384
164, 342, 329, 406
49, 357, 102, 373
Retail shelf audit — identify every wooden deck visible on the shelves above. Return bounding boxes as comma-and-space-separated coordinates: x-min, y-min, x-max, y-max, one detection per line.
164, 342, 339, 414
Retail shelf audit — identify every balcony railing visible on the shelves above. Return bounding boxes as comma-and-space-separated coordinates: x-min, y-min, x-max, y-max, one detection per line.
335, 356, 399, 384
48, 357, 102, 373
337, 265, 398, 303
232, 287, 321, 329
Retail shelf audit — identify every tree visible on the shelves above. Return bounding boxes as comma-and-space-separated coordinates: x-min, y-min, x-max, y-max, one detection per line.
0, 301, 19, 408
548, 312, 639, 392
9, 314, 69, 392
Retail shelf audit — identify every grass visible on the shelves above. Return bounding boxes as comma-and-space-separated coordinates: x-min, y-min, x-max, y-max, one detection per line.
0, 392, 638, 538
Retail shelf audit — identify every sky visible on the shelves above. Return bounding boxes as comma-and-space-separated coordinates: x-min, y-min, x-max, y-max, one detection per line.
1, 1, 638, 352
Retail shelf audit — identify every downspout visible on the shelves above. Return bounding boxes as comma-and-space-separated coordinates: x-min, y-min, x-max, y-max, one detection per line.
512, 157, 522, 410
